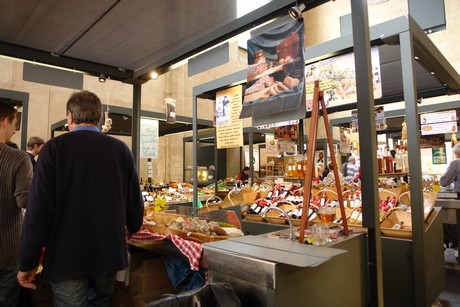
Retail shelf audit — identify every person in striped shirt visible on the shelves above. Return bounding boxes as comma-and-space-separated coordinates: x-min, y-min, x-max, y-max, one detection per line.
0, 102, 33, 306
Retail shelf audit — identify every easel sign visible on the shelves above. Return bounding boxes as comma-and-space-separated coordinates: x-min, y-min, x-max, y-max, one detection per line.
299, 81, 349, 243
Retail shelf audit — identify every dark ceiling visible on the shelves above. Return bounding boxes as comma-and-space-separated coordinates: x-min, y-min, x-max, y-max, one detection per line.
0, 0, 237, 82
0, 0, 329, 84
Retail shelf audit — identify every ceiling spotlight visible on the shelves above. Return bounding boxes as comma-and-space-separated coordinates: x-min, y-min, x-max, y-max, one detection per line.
150, 71, 159, 80
98, 74, 107, 83
289, 3, 306, 20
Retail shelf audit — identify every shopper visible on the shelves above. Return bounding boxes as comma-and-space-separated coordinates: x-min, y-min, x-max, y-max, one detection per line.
26, 136, 45, 170
17, 90, 144, 306
6, 141, 19, 149
440, 143, 460, 192
323, 162, 344, 185
344, 156, 359, 182
237, 166, 250, 184
0, 102, 33, 307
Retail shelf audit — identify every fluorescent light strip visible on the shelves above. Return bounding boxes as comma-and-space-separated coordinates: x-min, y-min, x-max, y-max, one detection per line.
0, 55, 85, 74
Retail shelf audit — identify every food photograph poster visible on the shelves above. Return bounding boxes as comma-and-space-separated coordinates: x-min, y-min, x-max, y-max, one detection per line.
306, 46, 382, 111
240, 19, 305, 119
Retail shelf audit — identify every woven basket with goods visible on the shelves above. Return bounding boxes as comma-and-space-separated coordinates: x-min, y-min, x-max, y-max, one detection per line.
397, 191, 435, 221
199, 195, 223, 213
142, 210, 236, 243
380, 210, 412, 239
242, 191, 259, 204
264, 202, 296, 225
315, 188, 339, 200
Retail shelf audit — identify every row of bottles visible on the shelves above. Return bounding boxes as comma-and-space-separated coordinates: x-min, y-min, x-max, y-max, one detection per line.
376, 145, 409, 174
285, 155, 323, 178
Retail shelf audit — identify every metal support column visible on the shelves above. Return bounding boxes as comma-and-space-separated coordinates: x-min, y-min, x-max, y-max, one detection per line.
192, 93, 198, 215
299, 118, 305, 154
350, 0, 383, 305
399, 30, 427, 306
248, 129, 254, 181
132, 84, 141, 170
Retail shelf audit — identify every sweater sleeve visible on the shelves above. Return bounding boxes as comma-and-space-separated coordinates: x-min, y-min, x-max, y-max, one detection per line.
440, 160, 459, 187
15, 158, 33, 209
19, 142, 56, 271
125, 147, 144, 235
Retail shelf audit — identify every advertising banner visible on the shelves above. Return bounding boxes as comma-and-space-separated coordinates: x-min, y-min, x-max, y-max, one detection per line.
216, 85, 244, 149
306, 46, 382, 111
240, 19, 305, 123
420, 110, 457, 135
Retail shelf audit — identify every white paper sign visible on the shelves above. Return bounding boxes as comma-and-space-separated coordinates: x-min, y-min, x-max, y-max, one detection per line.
140, 118, 159, 158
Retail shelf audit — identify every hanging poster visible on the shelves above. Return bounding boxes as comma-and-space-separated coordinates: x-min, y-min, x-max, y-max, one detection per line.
216, 85, 243, 149
140, 118, 159, 158
273, 123, 299, 142
432, 145, 447, 164
165, 98, 176, 124
240, 19, 305, 123
266, 135, 279, 157
306, 46, 382, 111
351, 106, 386, 132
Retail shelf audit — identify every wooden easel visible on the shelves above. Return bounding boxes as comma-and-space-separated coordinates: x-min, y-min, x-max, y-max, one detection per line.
299, 80, 349, 243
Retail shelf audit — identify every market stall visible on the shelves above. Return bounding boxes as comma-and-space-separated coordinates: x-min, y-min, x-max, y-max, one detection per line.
189, 11, 460, 306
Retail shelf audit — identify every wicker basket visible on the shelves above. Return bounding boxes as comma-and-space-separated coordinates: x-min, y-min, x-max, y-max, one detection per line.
242, 212, 264, 222
291, 207, 319, 226
242, 191, 259, 204
397, 191, 435, 221
201, 195, 222, 212
264, 216, 287, 225
264, 203, 296, 225
342, 190, 361, 199
146, 210, 186, 226
378, 189, 398, 202
380, 210, 412, 239
314, 189, 339, 200
259, 190, 270, 199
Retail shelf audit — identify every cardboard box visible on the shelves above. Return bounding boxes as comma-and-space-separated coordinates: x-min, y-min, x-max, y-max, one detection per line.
110, 281, 133, 307
130, 257, 175, 302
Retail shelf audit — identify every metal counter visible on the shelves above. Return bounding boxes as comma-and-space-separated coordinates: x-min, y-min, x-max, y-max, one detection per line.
201, 233, 367, 307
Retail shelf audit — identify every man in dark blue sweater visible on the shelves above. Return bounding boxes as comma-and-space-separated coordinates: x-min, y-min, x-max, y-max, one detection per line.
17, 90, 144, 306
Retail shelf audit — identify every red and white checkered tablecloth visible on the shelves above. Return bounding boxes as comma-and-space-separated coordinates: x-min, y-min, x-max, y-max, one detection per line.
130, 229, 202, 271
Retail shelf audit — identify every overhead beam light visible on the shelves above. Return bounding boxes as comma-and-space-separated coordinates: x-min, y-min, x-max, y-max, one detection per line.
98, 73, 107, 83
289, 3, 306, 20
150, 71, 159, 80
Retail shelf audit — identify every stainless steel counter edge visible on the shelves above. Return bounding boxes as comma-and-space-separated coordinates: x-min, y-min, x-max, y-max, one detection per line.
202, 246, 277, 288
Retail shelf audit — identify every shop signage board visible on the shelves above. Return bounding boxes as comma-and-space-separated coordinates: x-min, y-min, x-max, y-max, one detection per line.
140, 118, 159, 158
240, 19, 305, 125
277, 141, 297, 153
420, 110, 458, 135
266, 135, 279, 157
432, 145, 447, 164
216, 85, 243, 149
351, 106, 386, 132
306, 46, 382, 111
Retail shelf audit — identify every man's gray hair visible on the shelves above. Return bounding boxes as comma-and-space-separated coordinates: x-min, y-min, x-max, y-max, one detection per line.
348, 156, 356, 162
453, 143, 460, 155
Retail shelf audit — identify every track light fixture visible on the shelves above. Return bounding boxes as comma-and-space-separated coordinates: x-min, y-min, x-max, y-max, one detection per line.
150, 71, 159, 80
289, 3, 306, 20
98, 74, 107, 83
